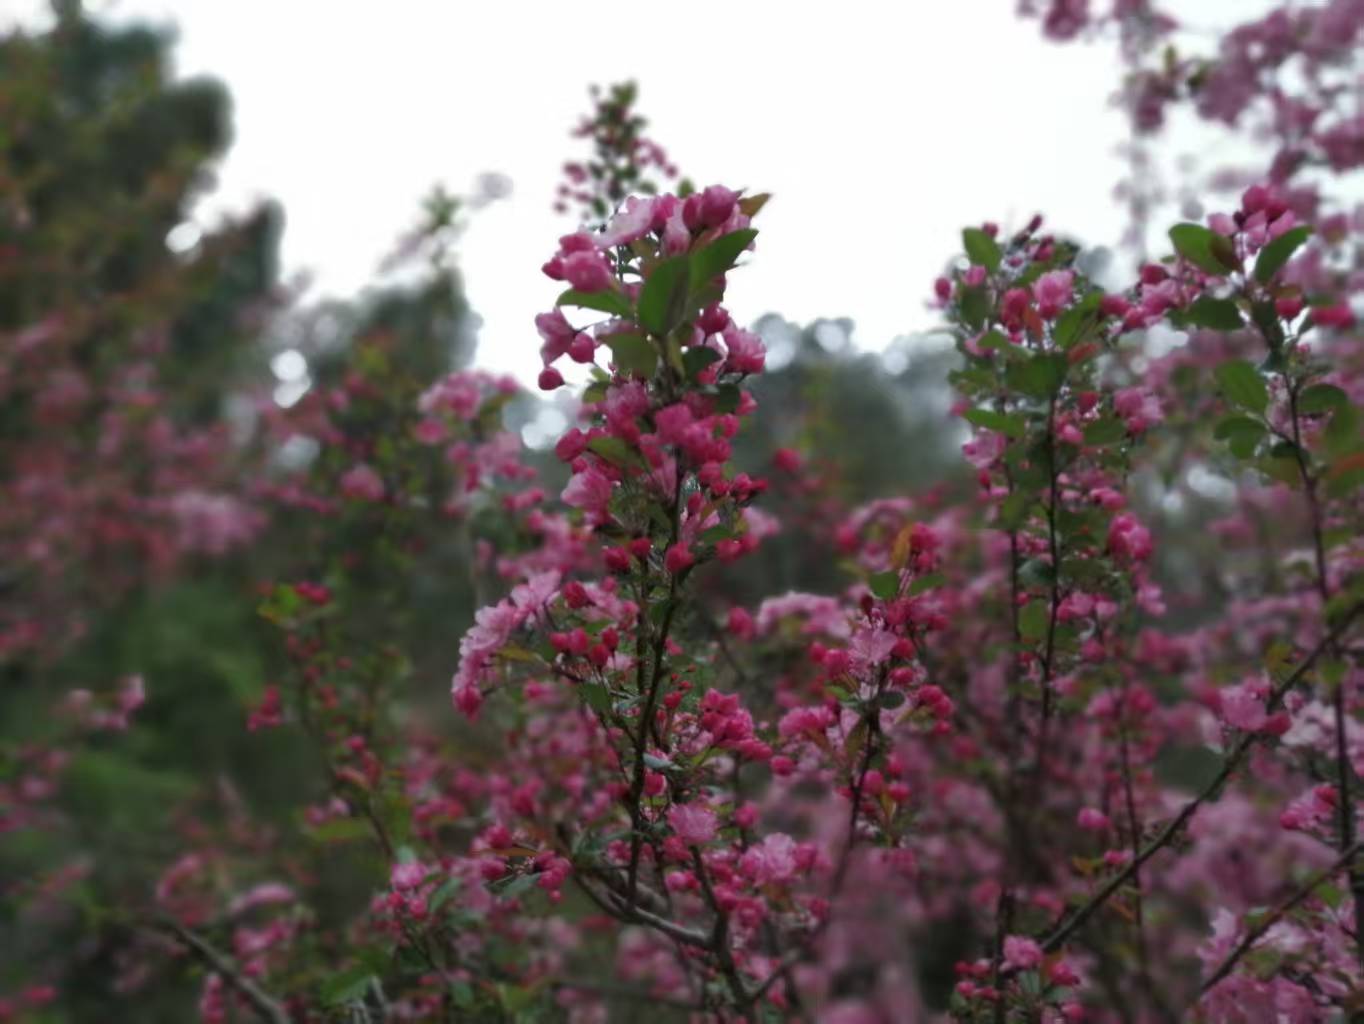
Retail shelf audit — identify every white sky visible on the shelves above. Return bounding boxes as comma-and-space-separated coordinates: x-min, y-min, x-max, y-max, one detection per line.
6, 0, 1268, 386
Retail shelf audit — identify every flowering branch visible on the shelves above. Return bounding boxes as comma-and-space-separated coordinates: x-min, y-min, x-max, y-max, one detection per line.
1041, 599, 1364, 955
154, 918, 291, 1024
1199, 841, 1363, 998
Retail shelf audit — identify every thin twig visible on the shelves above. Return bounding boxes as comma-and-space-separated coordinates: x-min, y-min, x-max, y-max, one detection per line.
1199, 842, 1362, 997
1041, 601, 1364, 953
156, 917, 291, 1024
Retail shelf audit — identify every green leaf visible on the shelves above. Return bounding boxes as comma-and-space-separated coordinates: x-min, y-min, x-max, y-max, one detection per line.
908, 572, 945, 596
1155, 743, 1225, 791
712, 383, 742, 413
1082, 417, 1126, 446
1018, 558, 1054, 589
1213, 415, 1267, 459
608, 334, 658, 378
587, 435, 635, 467
321, 966, 376, 1006
496, 874, 538, 900
998, 492, 1032, 530
877, 690, 906, 709
958, 285, 990, 330
1323, 401, 1361, 457
1315, 881, 1345, 910
962, 227, 1002, 272
1298, 383, 1348, 415
691, 229, 758, 282
1053, 297, 1100, 349
869, 570, 900, 601
1254, 226, 1312, 284
1019, 601, 1048, 640
664, 336, 685, 376
1006, 353, 1068, 399
429, 876, 463, 913
843, 718, 869, 761
638, 255, 693, 335
963, 407, 1025, 439
681, 345, 722, 381
976, 330, 1015, 355
582, 683, 612, 714
310, 817, 373, 843
557, 288, 632, 319
1169, 223, 1238, 276
1184, 296, 1243, 331
1326, 454, 1364, 499
1214, 360, 1268, 415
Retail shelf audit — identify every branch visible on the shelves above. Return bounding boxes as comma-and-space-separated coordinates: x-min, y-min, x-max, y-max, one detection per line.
1199, 842, 1361, 998
574, 875, 711, 949
1041, 600, 1364, 954
156, 917, 291, 1024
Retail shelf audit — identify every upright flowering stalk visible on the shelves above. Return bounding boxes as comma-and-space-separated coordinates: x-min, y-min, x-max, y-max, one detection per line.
926, 193, 1364, 1020
448, 183, 807, 1011
937, 217, 1172, 1018
1151, 190, 1364, 1009
554, 81, 679, 223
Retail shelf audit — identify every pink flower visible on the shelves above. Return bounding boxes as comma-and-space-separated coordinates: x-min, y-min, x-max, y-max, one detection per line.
667, 803, 718, 845
739, 833, 799, 884
1077, 807, 1109, 832
247, 686, 283, 732
850, 626, 897, 668
536, 309, 577, 365
653, 403, 695, 445
1219, 679, 1270, 732
1033, 270, 1075, 319
390, 862, 427, 890
664, 542, 695, 574
779, 705, 836, 741
722, 325, 766, 375
1107, 514, 1153, 561
554, 428, 589, 463
1113, 387, 1163, 433
1002, 935, 1043, 971
227, 882, 295, 916
452, 682, 483, 719
545, 232, 613, 291
1311, 304, 1356, 329
697, 185, 738, 229
562, 466, 614, 517
727, 606, 755, 638
600, 196, 659, 248
1041, 0, 1088, 41
340, 463, 385, 502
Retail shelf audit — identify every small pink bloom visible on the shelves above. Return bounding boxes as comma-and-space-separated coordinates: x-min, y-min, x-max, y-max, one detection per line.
1002, 935, 1043, 971
1033, 270, 1075, 319
340, 463, 385, 502
668, 803, 718, 845
664, 542, 695, 574
1077, 807, 1109, 832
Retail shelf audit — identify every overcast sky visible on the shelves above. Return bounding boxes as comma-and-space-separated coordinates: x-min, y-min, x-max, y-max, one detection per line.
8, 0, 1268, 386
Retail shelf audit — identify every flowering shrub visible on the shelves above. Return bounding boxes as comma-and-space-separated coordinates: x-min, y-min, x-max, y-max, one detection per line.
6, 5, 1364, 1023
